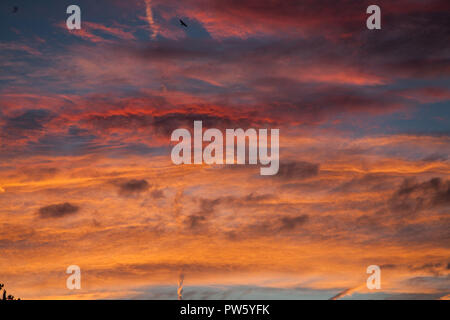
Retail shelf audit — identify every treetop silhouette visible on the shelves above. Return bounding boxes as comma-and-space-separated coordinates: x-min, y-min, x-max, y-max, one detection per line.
0, 283, 20, 300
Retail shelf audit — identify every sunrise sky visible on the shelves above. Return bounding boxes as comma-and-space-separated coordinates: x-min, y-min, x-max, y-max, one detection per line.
0, 0, 449, 300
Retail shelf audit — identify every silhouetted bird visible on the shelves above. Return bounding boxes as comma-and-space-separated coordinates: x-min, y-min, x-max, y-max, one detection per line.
179, 19, 188, 28
12, 6, 19, 13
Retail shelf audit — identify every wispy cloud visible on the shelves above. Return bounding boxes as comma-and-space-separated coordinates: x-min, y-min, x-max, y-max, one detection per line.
144, 0, 159, 39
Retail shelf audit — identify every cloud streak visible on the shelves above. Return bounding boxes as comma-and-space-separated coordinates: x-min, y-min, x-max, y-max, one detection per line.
144, 0, 159, 39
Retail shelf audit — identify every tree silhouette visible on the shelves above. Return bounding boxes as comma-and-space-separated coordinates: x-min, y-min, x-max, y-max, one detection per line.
0, 283, 20, 301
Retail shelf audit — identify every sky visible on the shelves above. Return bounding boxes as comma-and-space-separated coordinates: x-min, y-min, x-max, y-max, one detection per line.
0, 0, 449, 300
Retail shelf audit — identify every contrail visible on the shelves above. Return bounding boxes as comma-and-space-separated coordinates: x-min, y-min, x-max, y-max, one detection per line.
177, 274, 184, 300
144, 0, 158, 39
329, 284, 365, 300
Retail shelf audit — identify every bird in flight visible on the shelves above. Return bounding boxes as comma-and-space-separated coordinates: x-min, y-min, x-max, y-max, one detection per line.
179, 19, 188, 28
12, 6, 19, 13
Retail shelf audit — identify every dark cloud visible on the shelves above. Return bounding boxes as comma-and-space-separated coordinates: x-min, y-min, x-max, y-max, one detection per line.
126, 37, 411, 120
186, 214, 207, 229
197, 198, 222, 216
33, 136, 96, 156
7, 166, 59, 181
186, 198, 222, 229
227, 213, 309, 240
339, 177, 450, 225
277, 161, 319, 180
422, 153, 448, 162
151, 189, 165, 199
391, 221, 450, 247
404, 276, 450, 292
128, 0, 450, 97
152, 112, 253, 136
408, 262, 446, 275
186, 194, 275, 230
118, 179, 150, 195
278, 214, 310, 232
342, 177, 450, 234
38, 202, 80, 218
86, 111, 258, 138
2, 109, 54, 139
88, 113, 153, 130
5, 109, 53, 130
107, 35, 417, 131
332, 174, 394, 194
389, 177, 450, 216
380, 264, 397, 270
